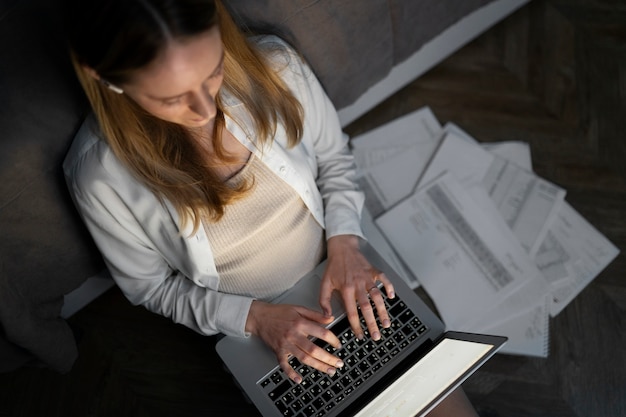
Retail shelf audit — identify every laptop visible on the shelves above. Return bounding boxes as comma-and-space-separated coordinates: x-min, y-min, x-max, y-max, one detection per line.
216, 241, 506, 417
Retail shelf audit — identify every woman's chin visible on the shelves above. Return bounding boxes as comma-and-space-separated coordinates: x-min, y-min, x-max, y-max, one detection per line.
184, 117, 212, 128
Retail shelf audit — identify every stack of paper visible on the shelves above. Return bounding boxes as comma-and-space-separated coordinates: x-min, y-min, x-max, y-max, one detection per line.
353, 107, 620, 357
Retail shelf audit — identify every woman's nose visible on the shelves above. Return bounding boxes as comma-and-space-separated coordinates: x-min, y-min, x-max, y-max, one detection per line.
188, 87, 216, 119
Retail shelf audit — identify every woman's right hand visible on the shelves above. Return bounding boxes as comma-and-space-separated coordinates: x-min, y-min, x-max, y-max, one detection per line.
245, 300, 344, 384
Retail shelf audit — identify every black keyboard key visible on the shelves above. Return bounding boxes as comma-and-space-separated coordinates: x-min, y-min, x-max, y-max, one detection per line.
340, 376, 352, 387
318, 378, 331, 389
275, 400, 294, 416
362, 370, 373, 380
302, 405, 316, 417
291, 385, 304, 397
271, 372, 284, 384
312, 397, 325, 410
389, 301, 408, 318
298, 367, 311, 378
322, 390, 334, 402
398, 310, 414, 324
367, 353, 379, 364
290, 400, 304, 413
300, 392, 314, 405
344, 356, 357, 368
281, 392, 294, 404
289, 357, 302, 369
270, 380, 291, 400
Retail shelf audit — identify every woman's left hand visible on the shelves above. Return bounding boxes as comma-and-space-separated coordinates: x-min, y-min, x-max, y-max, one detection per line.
319, 235, 395, 341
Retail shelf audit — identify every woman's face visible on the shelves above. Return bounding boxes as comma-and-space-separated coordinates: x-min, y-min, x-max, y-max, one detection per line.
121, 26, 224, 129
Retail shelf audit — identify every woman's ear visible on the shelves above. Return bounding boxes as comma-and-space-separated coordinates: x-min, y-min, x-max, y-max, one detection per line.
82, 65, 124, 94
82, 65, 100, 80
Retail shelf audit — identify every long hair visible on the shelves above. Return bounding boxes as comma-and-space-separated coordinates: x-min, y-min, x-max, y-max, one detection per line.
65, 0, 303, 232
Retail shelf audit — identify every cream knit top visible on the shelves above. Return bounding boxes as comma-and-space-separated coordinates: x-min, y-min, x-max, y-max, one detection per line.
204, 155, 325, 301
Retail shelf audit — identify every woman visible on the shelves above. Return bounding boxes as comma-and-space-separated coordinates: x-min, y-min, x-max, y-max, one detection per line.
63, 0, 478, 414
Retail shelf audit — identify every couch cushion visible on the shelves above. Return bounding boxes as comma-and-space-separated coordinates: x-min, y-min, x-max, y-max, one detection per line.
0, 0, 103, 372
224, 0, 394, 110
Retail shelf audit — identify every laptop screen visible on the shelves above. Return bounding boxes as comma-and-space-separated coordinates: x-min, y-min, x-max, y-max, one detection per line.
353, 337, 494, 417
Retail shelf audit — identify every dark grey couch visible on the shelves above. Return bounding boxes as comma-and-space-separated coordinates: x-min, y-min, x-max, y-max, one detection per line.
1, 0, 509, 373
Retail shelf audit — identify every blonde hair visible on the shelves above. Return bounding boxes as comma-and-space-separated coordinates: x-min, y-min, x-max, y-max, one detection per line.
70, 0, 303, 233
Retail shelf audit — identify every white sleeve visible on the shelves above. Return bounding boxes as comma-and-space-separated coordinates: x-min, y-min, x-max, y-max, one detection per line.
277, 40, 366, 239
64, 138, 253, 337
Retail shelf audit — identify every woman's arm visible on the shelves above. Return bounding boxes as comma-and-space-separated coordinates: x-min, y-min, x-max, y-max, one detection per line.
64, 136, 252, 337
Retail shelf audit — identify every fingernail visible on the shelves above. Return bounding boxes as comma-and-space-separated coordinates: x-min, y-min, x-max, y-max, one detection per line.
372, 331, 381, 341
383, 319, 391, 328
327, 368, 337, 376
388, 291, 395, 299
294, 376, 302, 384
336, 360, 344, 368
356, 333, 364, 341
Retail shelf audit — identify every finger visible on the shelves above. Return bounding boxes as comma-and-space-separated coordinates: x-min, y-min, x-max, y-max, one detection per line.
298, 311, 342, 350
295, 340, 344, 377
377, 272, 395, 300
342, 288, 364, 340
294, 305, 335, 327
318, 277, 335, 318
359, 287, 381, 341
278, 351, 303, 384
369, 286, 391, 329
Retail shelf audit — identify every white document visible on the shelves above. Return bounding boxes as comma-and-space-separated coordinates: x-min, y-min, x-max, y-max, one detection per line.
482, 141, 533, 171
419, 131, 565, 256
361, 208, 419, 288
477, 295, 550, 357
457, 186, 550, 332
534, 201, 620, 316
376, 173, 546, 330
352, 107, 442, 216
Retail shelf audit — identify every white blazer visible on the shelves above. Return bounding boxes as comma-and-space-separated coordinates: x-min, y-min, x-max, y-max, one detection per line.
63, 36, 365, 337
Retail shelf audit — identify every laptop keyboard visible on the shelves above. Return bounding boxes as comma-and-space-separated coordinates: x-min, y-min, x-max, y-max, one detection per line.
258, 288, 428, 417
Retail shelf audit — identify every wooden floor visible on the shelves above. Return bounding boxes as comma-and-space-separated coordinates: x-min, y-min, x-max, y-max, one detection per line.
1, 1, 625, 416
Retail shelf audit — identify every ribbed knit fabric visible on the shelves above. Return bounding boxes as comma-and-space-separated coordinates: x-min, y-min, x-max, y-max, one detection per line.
204, 155, 325, 301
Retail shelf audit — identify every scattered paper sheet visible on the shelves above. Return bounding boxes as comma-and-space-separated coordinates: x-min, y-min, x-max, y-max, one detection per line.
477, 295, 551, 357
534, 201, 620, 316
352, 107, 442, 216
376, 173, 548, 330
419, 131, 565, 256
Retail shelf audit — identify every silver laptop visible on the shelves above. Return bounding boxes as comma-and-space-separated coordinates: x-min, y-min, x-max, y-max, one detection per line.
216, 241, 506, 417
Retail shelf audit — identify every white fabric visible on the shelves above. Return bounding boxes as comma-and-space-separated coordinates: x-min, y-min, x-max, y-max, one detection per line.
63, 36, 365, 337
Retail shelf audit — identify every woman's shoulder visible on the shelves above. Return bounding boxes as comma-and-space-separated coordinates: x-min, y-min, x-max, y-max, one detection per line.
63, 115, 136, 194
250, 35, 311, 76
250, 34, 295, 57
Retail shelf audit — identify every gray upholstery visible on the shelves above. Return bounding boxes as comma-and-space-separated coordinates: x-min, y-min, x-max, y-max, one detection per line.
224, 0, 495, 108
0, 0, 101, 373
0, 0, 496, 373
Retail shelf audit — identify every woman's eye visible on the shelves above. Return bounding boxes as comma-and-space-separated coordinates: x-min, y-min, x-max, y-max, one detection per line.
209, 64, 223, 79
162, 98, 181, 107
